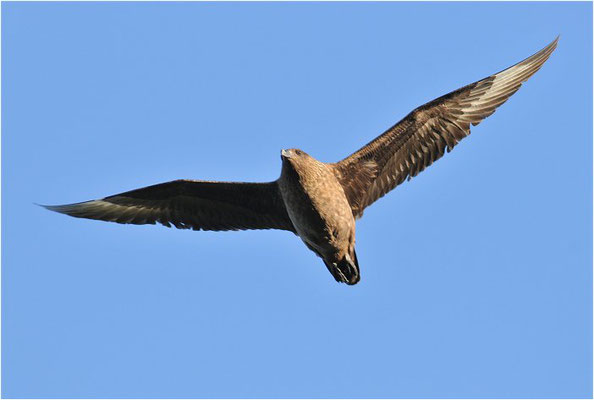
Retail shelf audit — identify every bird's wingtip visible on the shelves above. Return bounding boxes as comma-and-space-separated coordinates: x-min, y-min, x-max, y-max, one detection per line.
37, 202, 71, 213
546, 35, 560, 52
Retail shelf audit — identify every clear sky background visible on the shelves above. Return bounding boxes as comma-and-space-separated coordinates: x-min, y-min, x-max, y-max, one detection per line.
2, 2, 592, 398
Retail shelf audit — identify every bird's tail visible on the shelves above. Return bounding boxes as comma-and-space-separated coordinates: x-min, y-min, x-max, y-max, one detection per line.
324, 249, 360, 285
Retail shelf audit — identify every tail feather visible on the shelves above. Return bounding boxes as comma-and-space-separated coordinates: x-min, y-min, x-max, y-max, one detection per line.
324, 249, 360, 285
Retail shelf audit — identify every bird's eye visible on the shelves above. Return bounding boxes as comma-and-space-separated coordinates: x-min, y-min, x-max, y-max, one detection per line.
296, 150, 303, 156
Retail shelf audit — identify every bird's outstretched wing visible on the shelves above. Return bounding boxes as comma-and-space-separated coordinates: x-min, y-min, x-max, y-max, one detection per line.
41, 180, 296, 232
333, 37, 558, 218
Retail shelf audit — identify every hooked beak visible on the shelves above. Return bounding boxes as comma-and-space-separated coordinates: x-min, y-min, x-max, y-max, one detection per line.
281, 149, 291, 159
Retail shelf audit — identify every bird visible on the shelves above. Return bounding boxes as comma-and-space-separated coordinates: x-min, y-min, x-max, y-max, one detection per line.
42, 37, 558, 285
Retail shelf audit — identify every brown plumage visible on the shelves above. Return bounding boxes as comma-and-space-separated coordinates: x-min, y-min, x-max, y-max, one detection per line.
42, 38, 558, 285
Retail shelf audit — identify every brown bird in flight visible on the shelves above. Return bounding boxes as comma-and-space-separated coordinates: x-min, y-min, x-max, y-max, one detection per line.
43, 38, 558, 285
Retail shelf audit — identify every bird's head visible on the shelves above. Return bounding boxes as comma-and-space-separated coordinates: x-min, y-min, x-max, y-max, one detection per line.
281, 149, 327, 180
280, 148, 310, 162
280, 148, 317, 177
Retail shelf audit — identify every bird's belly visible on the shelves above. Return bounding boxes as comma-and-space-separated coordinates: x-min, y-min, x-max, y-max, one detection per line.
280, 176, 354, 259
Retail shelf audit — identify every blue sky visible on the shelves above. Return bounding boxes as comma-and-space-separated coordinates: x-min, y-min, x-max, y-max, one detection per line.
2, 2, 592, 398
